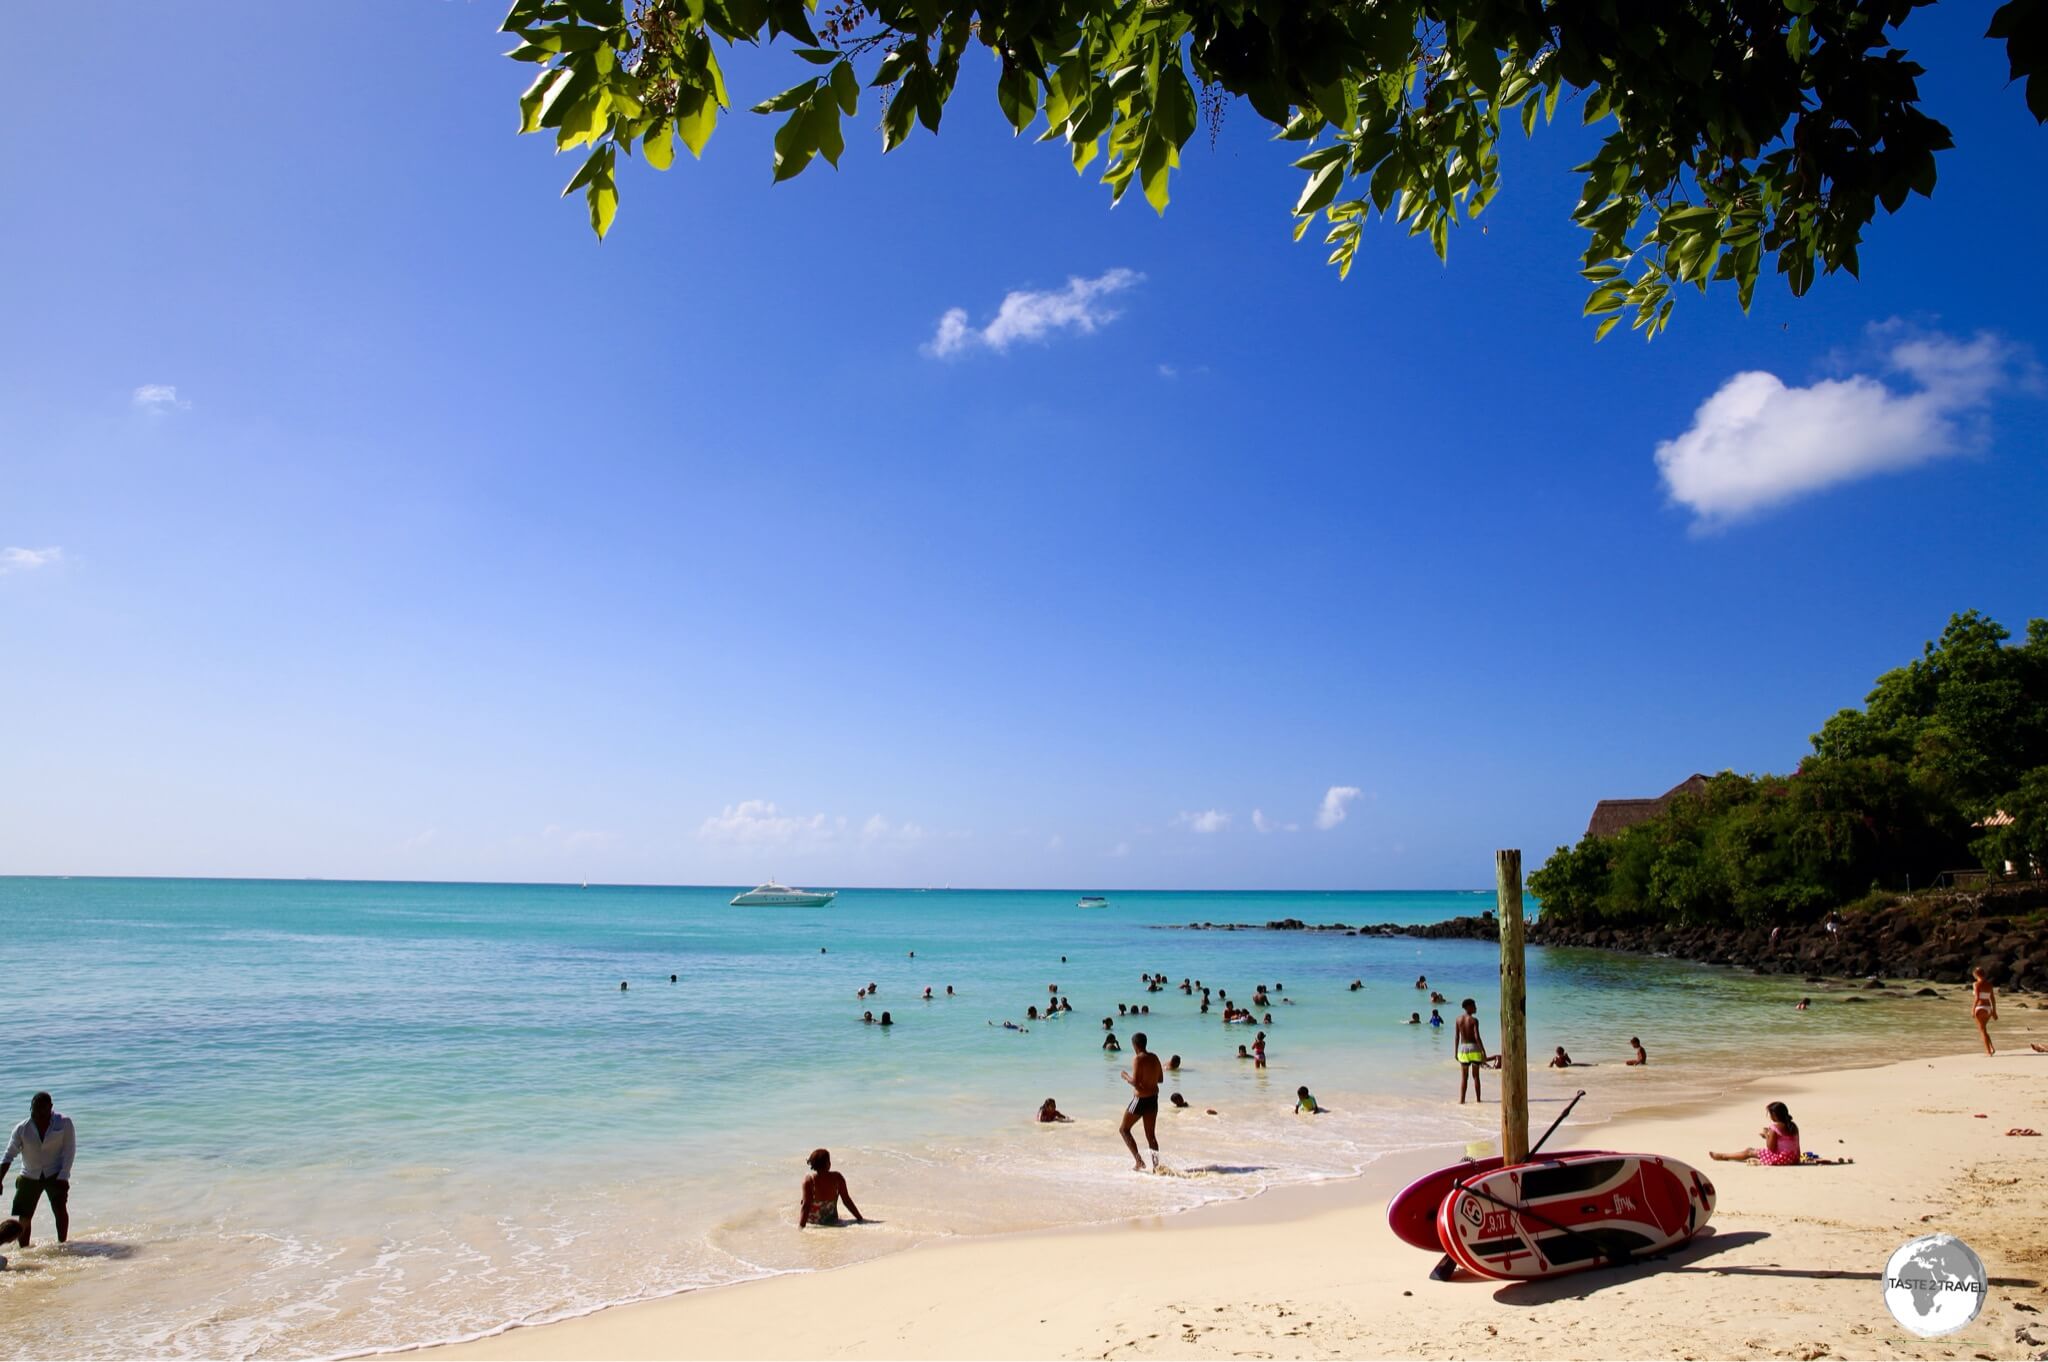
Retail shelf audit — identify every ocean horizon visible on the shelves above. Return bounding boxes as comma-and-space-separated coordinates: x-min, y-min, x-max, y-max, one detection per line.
4, 877, 1955, 1359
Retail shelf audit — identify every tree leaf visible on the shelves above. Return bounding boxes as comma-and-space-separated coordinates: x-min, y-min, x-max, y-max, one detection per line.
676, 87, 718, 157
643, 117, 676, 170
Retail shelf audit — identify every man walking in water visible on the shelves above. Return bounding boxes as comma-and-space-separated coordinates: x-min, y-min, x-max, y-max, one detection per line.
1455, 1000, 1489, 1105
1118, 1031, 1164, 1172
2, 1092, 74, 1248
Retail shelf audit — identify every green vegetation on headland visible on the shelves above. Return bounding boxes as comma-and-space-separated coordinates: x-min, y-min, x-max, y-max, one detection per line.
1531, 611, 2048, 928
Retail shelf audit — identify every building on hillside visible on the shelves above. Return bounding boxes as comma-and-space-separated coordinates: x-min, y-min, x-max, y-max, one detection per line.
1584, 774, 1711, 840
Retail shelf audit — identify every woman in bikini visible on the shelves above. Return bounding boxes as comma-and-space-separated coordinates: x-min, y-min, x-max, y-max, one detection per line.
1972, 967, 1998, 1055
798, 1148, 866, 1227
1711, 1101, 1803, 1164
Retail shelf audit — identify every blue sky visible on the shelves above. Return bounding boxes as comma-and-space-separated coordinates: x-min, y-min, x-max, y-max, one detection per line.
2, 2, 2042, 889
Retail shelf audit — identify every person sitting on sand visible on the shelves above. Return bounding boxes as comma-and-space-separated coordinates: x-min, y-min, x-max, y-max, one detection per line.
1972, 967, 1998, 1055
799, 1149, 866, 1227
1406, 1012, 1421, 1025
1295, 1086, 1326, 1114
1548, 1046, 1580, 1068
1103, 1032, 1121, 1052
1428, 1009, 1444, 1028
1626, 1036, 1647, 1066
1711, 1101, 1803, 1164
1038, 1099, 1072, 1123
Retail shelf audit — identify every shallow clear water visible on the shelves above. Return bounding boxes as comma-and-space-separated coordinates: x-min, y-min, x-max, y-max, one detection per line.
0, 878, 1951, 1358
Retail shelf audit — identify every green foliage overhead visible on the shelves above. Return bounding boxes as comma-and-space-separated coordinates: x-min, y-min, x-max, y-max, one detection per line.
502, 0, 2045, 339
1528, 611, 2048, 928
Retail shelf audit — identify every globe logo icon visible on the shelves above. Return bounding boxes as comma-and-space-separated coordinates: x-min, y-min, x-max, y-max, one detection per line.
1882, 1234, 1988, 1337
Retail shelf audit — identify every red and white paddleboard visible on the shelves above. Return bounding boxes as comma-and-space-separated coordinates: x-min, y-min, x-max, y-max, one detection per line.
1434, 1151, 1715, 1280
1386, 1151, 1610, 1251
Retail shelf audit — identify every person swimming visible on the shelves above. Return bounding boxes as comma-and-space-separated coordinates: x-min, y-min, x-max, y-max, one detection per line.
1167, 1055, 1181, 1071
799, 1149, 865, 1227
923, 987, 934, 1000
1548, 1045, 1575, 1068
861, 1010, 875, 1023
878, 1011, 893, 1027
1037, 1098, 1072, 1123
1294, 1086, 1325, 1114
1415, 975, 1427, 990
1168, 1092, 1189, 1109
1236, 1044, 1251, 1059
1428, 1009, 1443, 1028
1103, 1032, 1121, 1052
1795, 997, 1809, 1010
1406, 1012, 1421, 1024
1027, 1005, 1040, 1020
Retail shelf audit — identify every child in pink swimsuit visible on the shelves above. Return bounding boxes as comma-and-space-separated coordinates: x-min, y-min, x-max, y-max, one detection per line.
1711, 1101, 1801, 1164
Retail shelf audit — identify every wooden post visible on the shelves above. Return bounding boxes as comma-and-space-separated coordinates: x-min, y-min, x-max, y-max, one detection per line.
1497, 848, 1529, 1165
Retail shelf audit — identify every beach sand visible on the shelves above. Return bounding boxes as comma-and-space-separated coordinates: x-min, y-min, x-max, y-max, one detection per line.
420, 1024, 2048, 1361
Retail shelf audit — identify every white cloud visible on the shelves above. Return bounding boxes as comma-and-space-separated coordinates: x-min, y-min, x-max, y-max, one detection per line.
923, 268, 1141, 358
1316, 786, 1363, 830
132, 383, 190, 412
0, 546, 62, 574
698, 800, 832, 846
1251, 808, 1300, 834
1655, 327, 2021, 525
861, 814, 925, 844
1157, 363, 1179, 379
543, 824, 619, 851
1174, 809, 1231, 835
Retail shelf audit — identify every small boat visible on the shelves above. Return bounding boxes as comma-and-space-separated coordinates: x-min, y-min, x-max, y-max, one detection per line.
1078, 895, 1109, 908
730, 880, 837, 907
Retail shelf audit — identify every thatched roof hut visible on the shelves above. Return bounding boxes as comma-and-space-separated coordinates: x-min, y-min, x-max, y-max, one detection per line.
1585, 774, 1710, 840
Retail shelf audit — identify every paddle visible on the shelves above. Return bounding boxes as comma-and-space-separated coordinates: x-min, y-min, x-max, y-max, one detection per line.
1428, 1090, 1587, 1281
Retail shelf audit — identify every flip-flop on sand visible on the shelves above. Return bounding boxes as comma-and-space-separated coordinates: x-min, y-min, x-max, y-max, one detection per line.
2007, 1128, 2041, 1137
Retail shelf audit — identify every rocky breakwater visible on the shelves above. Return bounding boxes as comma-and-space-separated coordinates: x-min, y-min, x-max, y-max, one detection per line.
1528, 884, 2048, 992
1169, 913, 1504, 939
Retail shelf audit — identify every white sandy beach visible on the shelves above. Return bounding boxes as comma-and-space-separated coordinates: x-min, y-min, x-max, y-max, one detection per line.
420, 1011, 2048, 1362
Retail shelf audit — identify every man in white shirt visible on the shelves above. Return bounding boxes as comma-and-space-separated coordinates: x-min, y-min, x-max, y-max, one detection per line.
1, 1092, 75, 1248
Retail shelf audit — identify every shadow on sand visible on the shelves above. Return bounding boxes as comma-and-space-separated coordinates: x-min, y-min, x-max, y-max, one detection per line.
1486, 1228, 2038, 1304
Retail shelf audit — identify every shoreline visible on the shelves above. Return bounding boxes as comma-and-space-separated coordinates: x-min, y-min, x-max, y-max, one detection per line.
411, 1008, 2048, 1362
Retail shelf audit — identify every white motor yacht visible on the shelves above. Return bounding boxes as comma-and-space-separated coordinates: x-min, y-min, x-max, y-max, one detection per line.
1078, 895, 1109, 908
730, 880, 838, 907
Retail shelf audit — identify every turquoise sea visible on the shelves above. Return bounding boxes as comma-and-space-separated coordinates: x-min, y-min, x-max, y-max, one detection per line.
1, 878, 1948, 1359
